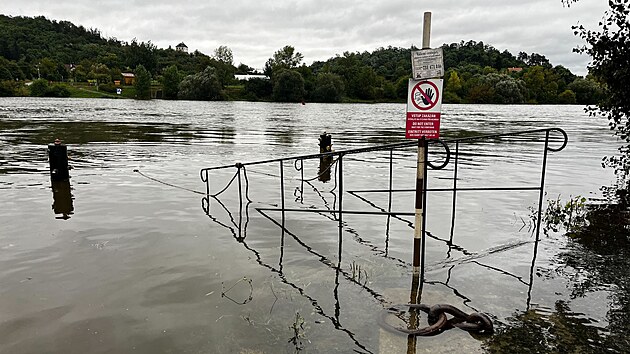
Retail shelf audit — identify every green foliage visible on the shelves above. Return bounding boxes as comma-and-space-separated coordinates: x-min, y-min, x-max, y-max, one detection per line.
264, 45, 303, 77
29, 79, 49, 97
485, 301, 612, 354
29, 79, 70, 97
0, 57, 24, 80
48, 83, 70, 97
98, 83, 116, 93
443, 41, 525, 70
161, 65, 180, 99
0, 15, 607, 104
178, 66, 224, 101
573, 0, 630, 182
394, 76, 410, 100
566, 77, 603, 105
557, 89, 577, 104
288, 312, 307, 351
134, 64, 151, 100
311, 72, 344, 103
536, 195, 588, 236
0, 80, 25, 96
213, 45, 233, 66
125, 39, 157, 74
235, 63, 255, 75
445, 70, 463, 96
272, 69, 305, 102
243, 78, 272, 101
209, 59, 236, 87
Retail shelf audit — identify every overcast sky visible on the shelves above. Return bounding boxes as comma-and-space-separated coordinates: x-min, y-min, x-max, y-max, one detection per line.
3, 0, 608, 76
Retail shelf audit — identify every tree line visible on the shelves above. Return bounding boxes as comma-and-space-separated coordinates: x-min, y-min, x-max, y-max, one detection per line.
0, 14, 604, 104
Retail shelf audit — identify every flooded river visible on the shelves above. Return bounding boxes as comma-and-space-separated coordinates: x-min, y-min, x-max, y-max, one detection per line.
0, 97, 625, 353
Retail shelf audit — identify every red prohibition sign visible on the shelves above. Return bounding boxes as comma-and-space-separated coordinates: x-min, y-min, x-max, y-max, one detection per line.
411, 80, 440, 111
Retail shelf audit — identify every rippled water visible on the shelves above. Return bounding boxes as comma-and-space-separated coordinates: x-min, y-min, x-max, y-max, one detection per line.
0, 97, 621, 353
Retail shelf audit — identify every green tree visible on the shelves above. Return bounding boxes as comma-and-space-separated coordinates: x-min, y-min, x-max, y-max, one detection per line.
352, 66, 379, 100
208, 59, 236, 87
444, 70, 463, 102
393, 75, 412, 100
213, 45, 233, 66
264, 45, 303, 77
0, 80, 24, 97
566, 77, 603, 105
464, 74, 494, 103
311, 72, 344, 103
89, 63, 111, 84
134, 64, 151, 100
0, 57, 23, 80
48, 83, 70, 97
178, 66, 224, 101
522, 66, 545, 103
125, 39, 158, 75
572, 0, 630, 182
161, 64, 180, 99
492, 76, 527, 104
29, 78, 49, 97
236, 63, 255, 75
244, 78, 272, 101
557, 89, 577, 104
272, 69, 305, 102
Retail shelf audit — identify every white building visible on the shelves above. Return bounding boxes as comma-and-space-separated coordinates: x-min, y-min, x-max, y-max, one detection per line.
175, 42, 188, 53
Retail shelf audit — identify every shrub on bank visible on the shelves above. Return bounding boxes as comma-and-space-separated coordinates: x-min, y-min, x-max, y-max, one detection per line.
29, 80, 71, 97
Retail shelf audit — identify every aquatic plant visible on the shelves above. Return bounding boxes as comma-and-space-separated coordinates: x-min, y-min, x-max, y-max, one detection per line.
288, 311, 307, 351
544, 195, 588, 235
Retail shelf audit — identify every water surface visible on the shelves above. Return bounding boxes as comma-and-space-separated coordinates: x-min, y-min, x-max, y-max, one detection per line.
0, 98, 622, 353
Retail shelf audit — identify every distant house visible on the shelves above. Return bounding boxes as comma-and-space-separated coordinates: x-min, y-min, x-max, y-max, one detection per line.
507, 67, 523, 73
122, 72, 135, 85
234, 74, 269, 81
176, 42, 188, 53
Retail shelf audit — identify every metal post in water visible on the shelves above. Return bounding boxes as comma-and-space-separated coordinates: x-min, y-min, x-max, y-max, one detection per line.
412, 11, 432, 276
413, 138, 427, 274
48, 138, 70, 181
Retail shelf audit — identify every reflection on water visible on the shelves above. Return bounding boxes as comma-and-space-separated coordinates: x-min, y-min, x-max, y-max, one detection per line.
318, 156, 334, 182
486, 301, 609, 353
51, 179, 74, 219
199, 129, 569, 352
0, 98, 625, 353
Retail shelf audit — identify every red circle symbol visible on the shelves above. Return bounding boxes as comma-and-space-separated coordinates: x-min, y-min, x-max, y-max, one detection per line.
411, 81, 440, 111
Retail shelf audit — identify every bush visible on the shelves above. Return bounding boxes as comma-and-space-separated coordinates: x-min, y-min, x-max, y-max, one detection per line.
29, 79, 49, 97
272, 69, 305, 102
558, 89, 577, 104
48, 84, 70, 97
244, 78, 272, 101
0, 80, 23, 97
99, 83, 117, 93
178, 66, 224, 101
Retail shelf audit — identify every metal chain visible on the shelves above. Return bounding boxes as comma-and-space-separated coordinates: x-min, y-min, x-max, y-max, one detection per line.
380, 303, 493, 336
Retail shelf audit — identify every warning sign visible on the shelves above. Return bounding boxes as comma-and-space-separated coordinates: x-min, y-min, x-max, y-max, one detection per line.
411, 48, 444, 80
406, 78, 443, 139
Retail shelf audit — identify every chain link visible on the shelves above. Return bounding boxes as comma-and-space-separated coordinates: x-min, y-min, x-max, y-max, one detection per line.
380, 303, 493, 336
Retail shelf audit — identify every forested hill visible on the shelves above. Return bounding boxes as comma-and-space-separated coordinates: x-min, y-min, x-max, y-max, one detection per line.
0, 15, 111, 63
0, 15, 603, 104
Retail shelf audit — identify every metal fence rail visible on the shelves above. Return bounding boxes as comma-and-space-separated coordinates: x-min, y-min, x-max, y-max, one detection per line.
201, 127, 567, 239
199, 127, 568, 327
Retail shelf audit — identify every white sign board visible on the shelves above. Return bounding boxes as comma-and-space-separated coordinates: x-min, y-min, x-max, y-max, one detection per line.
406, 78, 443, 139
411, 48, 444, 80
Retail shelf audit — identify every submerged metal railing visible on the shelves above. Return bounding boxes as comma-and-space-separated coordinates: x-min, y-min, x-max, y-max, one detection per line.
199, 127, 568, 345
201, 127, 567, 238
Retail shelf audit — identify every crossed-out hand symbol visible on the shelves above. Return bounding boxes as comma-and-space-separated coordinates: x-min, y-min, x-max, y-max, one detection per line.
416, 87, 434, 105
